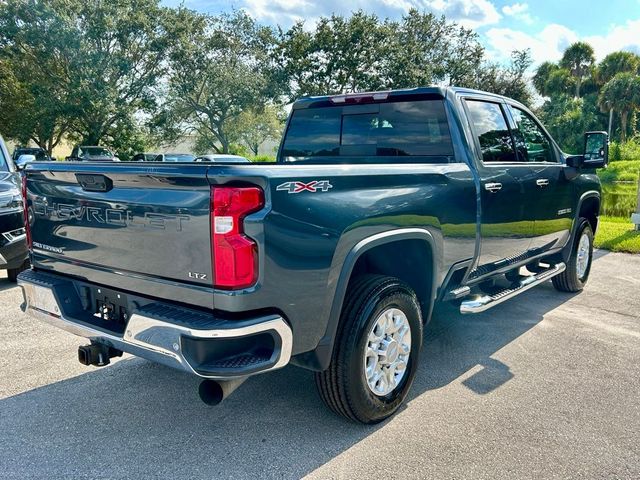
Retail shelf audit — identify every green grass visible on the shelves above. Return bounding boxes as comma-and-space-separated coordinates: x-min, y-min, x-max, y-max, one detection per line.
595, 216, 640, 254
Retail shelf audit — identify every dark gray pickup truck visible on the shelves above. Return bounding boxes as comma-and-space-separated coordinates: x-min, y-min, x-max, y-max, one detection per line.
18, 87, 608, 424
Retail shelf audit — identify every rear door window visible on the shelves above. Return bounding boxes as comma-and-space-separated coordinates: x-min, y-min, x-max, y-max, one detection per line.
465, 100, 518, 163
281, 99, 454, 162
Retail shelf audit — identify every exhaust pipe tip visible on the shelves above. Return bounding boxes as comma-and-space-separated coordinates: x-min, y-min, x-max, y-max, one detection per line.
198, 380, 224, 406
198, 377, 248, 406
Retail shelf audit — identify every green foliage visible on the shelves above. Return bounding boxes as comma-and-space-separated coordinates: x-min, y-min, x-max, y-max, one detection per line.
538, 93, 601, 153
559, 41, 595, 98
597, 51, 640, 85
609, 142, 640, 162
227, 106, 284, 155
157, 9, 278, 153
0, 0, 168, 156
598, 72, 640, 142
276, 9, 531, 104
250, 155, 276, 163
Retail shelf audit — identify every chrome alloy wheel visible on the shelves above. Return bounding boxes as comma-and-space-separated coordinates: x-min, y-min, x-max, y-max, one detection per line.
576, 232, 591, 279
364, 308, 412, 396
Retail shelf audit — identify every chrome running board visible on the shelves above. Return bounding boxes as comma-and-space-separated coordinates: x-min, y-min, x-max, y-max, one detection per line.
460, 262, 566, 314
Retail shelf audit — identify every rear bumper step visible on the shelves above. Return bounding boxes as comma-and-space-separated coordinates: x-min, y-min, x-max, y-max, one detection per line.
18, 269, 292, 379
460, 262, 566, 314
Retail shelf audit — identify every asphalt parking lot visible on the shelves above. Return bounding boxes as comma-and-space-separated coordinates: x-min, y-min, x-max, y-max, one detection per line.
1, 250, 639, 479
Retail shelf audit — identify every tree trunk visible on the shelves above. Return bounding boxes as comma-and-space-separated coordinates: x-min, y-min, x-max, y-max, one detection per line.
220, 136, 229, 154
251, 142, 258, 156
608, 108, 613, 137
575, 78, 581, 98
620, 110, 628, 143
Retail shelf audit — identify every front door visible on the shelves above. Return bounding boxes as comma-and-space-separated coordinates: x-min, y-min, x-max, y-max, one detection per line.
464, 98, 537, 270
507, 105, 573, 251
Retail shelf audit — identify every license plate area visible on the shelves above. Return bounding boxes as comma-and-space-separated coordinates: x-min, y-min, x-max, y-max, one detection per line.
80, 285, 130, 333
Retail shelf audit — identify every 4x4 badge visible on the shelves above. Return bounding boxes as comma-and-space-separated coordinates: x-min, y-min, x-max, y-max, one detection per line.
277, 180, 333, 194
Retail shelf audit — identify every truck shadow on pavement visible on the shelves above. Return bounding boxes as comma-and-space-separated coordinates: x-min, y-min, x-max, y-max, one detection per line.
0, 278, 17, 292
0, 282, 578, 478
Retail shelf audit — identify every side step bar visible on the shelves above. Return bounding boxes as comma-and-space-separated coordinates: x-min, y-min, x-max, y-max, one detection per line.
460, 262, 566, 314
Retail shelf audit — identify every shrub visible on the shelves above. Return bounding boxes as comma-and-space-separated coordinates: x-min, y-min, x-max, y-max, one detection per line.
609, 140, 640, 161
250, 155, 275, 162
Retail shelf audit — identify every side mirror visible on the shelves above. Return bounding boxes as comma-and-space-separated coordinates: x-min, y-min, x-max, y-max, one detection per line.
15, 154, 36, 170
583, 131, 608, 168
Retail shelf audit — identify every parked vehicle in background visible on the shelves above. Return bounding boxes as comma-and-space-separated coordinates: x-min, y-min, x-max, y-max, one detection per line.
12, 147, 52, 162
155, 153, 196, 162
131, 153, 160, 162
0, 136, 29, 282
18, 87, 608, 423
66, 146, 119, 162
194, 154, 250, 163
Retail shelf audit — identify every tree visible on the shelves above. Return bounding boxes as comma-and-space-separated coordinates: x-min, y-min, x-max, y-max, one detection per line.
0, 0, 168, 154
228, 106, 283, 156
275, 11, 392, 97
472, 49, 533, 105
533, 62, 559, 97
386, 10, 485, 88
597, 51, 640, 85
159, 9, 278, 153
560, 42, 595, 98
598, 72, 640, 142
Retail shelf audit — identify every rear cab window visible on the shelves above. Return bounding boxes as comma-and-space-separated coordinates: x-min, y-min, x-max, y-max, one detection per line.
465, 100, 518, 164
280, 98, 454, 163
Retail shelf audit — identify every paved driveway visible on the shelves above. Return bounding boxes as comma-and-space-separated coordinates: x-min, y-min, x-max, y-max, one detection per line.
0, 251, 638, 479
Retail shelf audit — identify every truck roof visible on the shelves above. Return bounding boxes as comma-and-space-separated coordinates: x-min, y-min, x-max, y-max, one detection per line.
291, 86, 512, 110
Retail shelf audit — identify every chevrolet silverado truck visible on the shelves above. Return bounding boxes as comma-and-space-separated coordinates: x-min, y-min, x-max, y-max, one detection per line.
18, 87, 608, 424
0, 136, 29, 282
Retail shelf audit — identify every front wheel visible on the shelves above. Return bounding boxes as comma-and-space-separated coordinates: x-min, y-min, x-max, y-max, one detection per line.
315, 275, 423, 424
552, 218, 594, 292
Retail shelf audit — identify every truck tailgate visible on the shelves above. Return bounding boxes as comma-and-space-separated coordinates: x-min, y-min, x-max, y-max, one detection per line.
25, 164, 214, 307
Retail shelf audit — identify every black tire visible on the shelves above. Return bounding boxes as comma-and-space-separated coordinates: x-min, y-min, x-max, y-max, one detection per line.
505, 268, 521, 283
7, 259, 29, 283
315, 275, 423, 424
552, 218, 594, 292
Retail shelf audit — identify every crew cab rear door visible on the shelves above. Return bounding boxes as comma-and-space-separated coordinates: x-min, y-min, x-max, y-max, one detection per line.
463, 98, 537, 270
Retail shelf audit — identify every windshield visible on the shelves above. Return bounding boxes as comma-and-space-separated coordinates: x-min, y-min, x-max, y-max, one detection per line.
80, 147, 112, 157
0, 143, 7, 171
14, 148, 47, 161
281, 99, 454, 163
163, 154, 195, 162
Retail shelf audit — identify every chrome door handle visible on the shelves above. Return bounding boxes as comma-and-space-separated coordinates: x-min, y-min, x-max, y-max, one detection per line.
536, 178, 550, 187
484, 182, 502, 193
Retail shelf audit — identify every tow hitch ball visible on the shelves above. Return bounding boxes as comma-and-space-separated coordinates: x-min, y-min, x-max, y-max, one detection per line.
78, 344, 123, 367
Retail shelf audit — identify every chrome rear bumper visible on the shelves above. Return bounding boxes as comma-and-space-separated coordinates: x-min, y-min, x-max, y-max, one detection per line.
18, 270, 292, 379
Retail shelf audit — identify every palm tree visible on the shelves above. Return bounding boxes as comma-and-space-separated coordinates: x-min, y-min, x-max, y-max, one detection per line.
597, 52, 640, 135
560, 42, 595, 98
598, 72, 640, 142
597, 51, 640, 85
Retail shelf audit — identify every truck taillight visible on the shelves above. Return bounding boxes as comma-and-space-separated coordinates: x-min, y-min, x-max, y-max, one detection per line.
211, 186, 264, 289
21, 175, 32, 249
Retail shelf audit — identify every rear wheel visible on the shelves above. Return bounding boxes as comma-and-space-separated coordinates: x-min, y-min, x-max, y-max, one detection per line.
552, 218, 593, 292
315, 275, 423, 424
